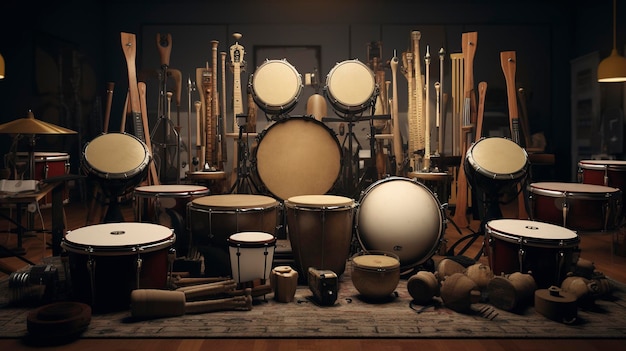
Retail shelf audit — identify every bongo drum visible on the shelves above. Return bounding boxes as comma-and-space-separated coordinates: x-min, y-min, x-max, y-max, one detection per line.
579, 159, 626, 221
82, 133, 150, 197
61, 222, 175, 313
324, 59, 377, 116
484, 219, 580, 289
188, 194, 279, 276
134, 184, 210, 257
228, 231, 276, 288
356, 176, 445, 269
529, 182, 622, 231
249, 59, 303, 117
16, 151, 70, 207
350, 251, 400, 300
255, 117, 341, 200
284, 194, 355, 276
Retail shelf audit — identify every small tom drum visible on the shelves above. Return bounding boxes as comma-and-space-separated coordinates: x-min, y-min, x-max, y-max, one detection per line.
465, 137, 529, 193
285, 195, 355, 276
529, 182, 622, 231
249, 59, 303, 117
324, 59, 377, 116
485, 219, 580, 289
356, 177, 445, 269
228, 231, 276, 288
61, 222, 175, 313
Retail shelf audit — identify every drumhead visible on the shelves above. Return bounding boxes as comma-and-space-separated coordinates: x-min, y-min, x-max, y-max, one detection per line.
62, 222, 174, 254
191, 194, 278, 210
285, 194, 354, 208
228, 231, 276, 247
352, 253, 400, 271
530, 182, 620, 195
250, 59, 302, 115
325, 59, 376, 114
486, 219, 579, 247
466, 137, 528, 180
356, 177, 444, 268
135, 184, 208, 195
256, 117, 341, 200
578, 159, 626, 170
83, 133, 150, 178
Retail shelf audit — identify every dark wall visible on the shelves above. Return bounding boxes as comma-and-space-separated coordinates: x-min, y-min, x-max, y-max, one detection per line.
0, 0, 623, 182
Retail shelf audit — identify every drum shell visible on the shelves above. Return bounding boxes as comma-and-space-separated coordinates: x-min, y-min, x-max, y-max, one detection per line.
16, 152, 70, 206
529, 182, 622, 231
579, 160, 626, 221
227, 232, 276, 287
356, 177, 445, 269
254, 117, 342, 200
61, 223, 175, 313
285, 196, 355, 276
464, 137, 528, 193
188, 195, 279, 277
485, 219, 580, 289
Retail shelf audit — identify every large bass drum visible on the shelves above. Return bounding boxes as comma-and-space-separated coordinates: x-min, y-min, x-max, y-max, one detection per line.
249, 59, 303, 118
254, 117, 342, 200
324, 59, 377, 117
356, 176, 446, 270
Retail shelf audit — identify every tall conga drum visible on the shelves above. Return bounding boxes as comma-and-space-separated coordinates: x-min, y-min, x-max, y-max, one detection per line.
285, 194, 355, 276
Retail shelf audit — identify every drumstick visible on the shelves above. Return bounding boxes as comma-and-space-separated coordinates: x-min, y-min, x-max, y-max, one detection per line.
130, 288, 252, 320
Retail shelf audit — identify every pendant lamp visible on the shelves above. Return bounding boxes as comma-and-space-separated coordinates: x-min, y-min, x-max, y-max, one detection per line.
598, 0, 626, 82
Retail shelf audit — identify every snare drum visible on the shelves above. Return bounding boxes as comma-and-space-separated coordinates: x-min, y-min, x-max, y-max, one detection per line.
249, 59, 303, 117
255, 117, 341, 200
356, 176, 445, 269
228, 231, 276, 288
485, 219, 580, 289
465, 137, 529, 192
188, 194, 279, 277
82, 133, 150, 196
579, 159, 626, 221
529, 182, 622, 231
324, 59, 377, 116
16, 151, 70, 207
134, 185, 210, 257
61, 222, 175, 313
285, 195, 355, 276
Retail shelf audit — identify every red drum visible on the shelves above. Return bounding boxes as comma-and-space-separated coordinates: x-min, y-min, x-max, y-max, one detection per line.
188, 194, 279, 277
61, 222, 175, 313
255, 117, 341, 200
16, 151, 70, 207
134, 184, 210, 257
356, 176, 446, 269
579, 159, 626, 222
485, 219, 580, 289
529, 182, 622, 231
285, 195, 355, 276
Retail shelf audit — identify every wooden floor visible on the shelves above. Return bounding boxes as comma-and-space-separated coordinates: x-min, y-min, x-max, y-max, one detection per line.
1, 197, 625, 351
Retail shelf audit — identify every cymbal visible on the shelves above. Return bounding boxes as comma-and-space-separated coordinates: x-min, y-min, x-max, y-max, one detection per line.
0, 111, 76, 135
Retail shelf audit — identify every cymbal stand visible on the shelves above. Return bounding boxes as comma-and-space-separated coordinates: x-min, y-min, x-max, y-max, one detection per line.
229, 115, 258, 194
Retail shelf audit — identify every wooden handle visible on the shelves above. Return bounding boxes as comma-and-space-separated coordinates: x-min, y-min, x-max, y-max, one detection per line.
103, 82, 114, 133
500, 51, 518, 140
475, 81, 487, 142
390, 54, 404, 176
157, 33, 172, 67
184, 289, 252, 314
168, 68, 182, 107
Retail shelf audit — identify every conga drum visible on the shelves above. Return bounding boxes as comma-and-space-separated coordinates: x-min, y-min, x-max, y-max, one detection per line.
579, 159, 626, 223
249, 59, 303, 118
228, 231, 276, 288
529, 182, 622, 231
356, 177, 446, 270
484, 219, 580, 289
188, 194, 279, 277
324, 59, 377, 117
134, 184, 210, 257
285, 195, 355, 276
16, 151, 70, 207
61, 222, 175, 313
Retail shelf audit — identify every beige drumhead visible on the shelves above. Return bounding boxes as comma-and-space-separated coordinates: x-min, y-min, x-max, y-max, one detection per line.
578, 159, 626, 170
530, 182, 620, 195
191, 194, 278, 210
486, 219, 579, 247
467, 137, 527, 179
135, 184, 208, 195
83, 133, 149, 178
250, 59, 302, 115
285, 194, 354, 208
256, 117, 341, 200
62, 222, 174, 254
228, 231, 276, 247
325, 59, 376, 114
352, 253, 400, 271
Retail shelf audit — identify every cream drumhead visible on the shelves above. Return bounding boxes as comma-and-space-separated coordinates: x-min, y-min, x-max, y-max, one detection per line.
325, 59, 377, 115
83, 133, 150, 179
249, 59, 303, 116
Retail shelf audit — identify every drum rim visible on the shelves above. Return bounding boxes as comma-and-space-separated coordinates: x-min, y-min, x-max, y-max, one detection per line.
529, 182, 621, 198
284, 194, 355, 209
227, 231, 277, 247
578, 159, 626, 170
249, 59, 303, 115
190, 194, 279, 209
16, 151, 70, 161
355, 176, 446, 269
351, 250, 401, 271
134, 184, 209, 196
324, 59, 376, 114
485, 219, 580, 247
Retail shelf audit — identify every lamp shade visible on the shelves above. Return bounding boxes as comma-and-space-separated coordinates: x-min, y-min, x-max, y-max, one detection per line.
598, 48, 626, 82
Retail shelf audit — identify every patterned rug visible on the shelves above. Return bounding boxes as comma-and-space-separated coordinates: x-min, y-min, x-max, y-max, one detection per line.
1, 262, 626, 340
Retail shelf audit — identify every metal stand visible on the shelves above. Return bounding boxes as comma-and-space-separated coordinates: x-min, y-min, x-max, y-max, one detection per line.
230, 119, 258, 194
